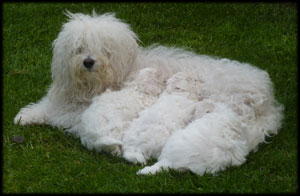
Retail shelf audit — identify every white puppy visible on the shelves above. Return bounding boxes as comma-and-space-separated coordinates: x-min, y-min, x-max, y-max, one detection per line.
67, 67, 164, 155
14, 11, 284, 176
122, 72, 201, 164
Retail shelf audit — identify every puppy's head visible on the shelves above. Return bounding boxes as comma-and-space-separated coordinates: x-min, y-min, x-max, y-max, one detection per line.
50, 11, 139, 101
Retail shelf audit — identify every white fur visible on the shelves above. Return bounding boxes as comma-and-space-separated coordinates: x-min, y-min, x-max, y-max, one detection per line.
14, 11, 284, 176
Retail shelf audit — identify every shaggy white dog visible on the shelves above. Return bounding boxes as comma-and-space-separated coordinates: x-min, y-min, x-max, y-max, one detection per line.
14, 11, 284, 175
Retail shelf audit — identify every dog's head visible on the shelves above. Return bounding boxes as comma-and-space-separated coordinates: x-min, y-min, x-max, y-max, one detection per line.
50, 11, 138, 102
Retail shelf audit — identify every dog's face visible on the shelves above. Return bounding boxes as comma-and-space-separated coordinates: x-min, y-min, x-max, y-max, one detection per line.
50, 11, 138, 97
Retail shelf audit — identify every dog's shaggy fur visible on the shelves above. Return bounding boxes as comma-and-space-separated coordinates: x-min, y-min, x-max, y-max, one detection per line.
14, 11, 284, 175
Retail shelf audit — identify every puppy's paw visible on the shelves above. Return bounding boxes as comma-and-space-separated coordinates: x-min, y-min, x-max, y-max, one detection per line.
123, 151, 146, 165
137, 159, 172, 175
137, 165, 162, 175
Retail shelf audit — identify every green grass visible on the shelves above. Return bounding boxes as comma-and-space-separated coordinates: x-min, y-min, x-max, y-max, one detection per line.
2, 2, 297, 193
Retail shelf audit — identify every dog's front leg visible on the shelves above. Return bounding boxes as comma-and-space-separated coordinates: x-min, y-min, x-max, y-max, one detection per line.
14, 96, 52, 125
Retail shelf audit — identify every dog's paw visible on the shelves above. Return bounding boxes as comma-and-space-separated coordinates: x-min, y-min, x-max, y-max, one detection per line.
14, 107, 45, 125
123, 151, 146, 165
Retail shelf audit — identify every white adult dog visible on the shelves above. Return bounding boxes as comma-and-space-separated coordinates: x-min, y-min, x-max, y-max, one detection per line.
14, 11, 284, 175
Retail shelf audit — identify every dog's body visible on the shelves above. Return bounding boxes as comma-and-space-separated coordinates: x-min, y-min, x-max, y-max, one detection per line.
14, 12, 283, 175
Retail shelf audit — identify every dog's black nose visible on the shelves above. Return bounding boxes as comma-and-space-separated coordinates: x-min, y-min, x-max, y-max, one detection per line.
83, 58, 95, 69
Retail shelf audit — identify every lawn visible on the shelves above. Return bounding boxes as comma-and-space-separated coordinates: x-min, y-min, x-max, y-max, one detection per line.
2, 2, 297, 193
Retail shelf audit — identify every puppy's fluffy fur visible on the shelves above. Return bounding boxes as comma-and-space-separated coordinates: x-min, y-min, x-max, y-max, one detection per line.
14, 11, 284, 175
